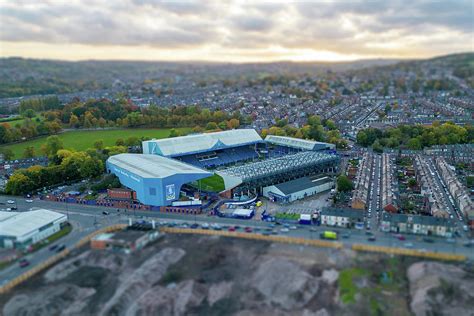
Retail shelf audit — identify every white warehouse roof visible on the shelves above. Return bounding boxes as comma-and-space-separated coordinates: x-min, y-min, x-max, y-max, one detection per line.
143, 129, 263, 157
107, 153, 211, 179
0, 209, 66, 240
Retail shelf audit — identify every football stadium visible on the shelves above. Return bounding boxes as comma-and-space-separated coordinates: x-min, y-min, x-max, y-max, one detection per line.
106, 129, 339, 207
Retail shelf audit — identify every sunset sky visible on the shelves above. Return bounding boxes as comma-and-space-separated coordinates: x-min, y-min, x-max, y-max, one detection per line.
0, 0, 472, 62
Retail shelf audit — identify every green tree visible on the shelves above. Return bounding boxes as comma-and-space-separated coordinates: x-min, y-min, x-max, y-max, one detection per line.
337, 175, 353, 192
5, 173, 34, 195
23, 109, 36, 118
206, 122, 218, 130
0, 148, 14, 161
408, 178, 417, 188
169, 129, 179, 138
115, 138, 125, 146
41, 135, 64, 157
372, 140, 383, 153
94, 139, 104, 150
23, 146, 36, 158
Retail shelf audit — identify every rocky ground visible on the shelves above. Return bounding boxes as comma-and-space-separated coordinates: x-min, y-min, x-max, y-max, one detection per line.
1, 233, 474, 316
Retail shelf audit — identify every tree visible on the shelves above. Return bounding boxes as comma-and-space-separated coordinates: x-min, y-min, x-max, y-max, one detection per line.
23, 146, 36, 158
23, 109, 36, 118
337, 175, 353, 192
69, 114, 79, 128
0, 148, 14, 161
5, 173, 34, 195
228, 118, 240, 129
206, 122, 218, 130
408, 178, 417, 188
115, 138, 125, 146
325, 119, 337, 130
94, 139, 104, 150
41, 135, 64, 157
169, 129, 179, 138
372, 139, 383, 153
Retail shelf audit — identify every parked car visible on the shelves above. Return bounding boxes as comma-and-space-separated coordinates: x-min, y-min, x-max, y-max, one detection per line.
25, 199, 33, 203
423, 238, 434, 243
7, 200, 15, 204
56, 244, 66, 252
404, 242, 414, 248
190, 223, 199, 229
19, 259, 30, 268
368, 236, 376, 242
244, 227, 253, 233
201, 223, 209, 229
49, 244, 58, 251
396, 234, 406, 241
228, 226, 236, 232
102, 211, 109, 215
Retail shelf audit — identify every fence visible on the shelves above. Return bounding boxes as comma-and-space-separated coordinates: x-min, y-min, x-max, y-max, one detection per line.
351, 243, 466, 262
0, 224, 127, 295
160, 227, 343, 249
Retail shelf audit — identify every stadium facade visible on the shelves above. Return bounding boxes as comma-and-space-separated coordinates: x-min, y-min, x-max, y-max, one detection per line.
107, 129, 339, 207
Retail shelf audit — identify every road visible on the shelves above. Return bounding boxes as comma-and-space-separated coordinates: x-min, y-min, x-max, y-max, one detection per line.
1, 193, 474, 286
366, 153, 381, 230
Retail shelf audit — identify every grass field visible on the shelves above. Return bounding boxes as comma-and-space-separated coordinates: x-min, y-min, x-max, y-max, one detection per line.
194, 174, 225, 192
0, 127, 191, 158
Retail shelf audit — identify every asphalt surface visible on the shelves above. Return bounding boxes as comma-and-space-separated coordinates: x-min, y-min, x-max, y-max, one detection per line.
1, 193, 473, 286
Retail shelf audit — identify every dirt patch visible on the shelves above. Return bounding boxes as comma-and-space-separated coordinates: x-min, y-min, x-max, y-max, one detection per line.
1, 232, 473, 316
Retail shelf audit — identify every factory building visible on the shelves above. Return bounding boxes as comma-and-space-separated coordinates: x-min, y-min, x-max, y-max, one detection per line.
263, 176, 334, 204
106, 153, 212, 207
0, 209, 67, 249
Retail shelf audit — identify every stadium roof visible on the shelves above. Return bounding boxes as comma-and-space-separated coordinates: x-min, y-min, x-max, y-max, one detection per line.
218, 151, 337, 183
143, 129, 263, 157
0, 209, 66, 239
107, 154, 211, 179
265, 135, 335, 151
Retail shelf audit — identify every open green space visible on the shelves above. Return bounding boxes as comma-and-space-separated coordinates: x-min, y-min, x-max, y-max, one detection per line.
275, 212, 300, 220
338, 267, 369, 304
0, 127, 191, 158
194, 174, 225, 192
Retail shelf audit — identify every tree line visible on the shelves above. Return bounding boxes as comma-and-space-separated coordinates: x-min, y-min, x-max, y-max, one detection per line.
4, 135, 127, 195
356, 122, 474, 152
0, 97, 246, 145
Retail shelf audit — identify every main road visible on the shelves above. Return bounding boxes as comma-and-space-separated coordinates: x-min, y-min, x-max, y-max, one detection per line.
1, 193, 473, 287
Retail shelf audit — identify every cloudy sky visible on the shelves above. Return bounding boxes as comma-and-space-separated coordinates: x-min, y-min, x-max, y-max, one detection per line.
0, 0, 472, 62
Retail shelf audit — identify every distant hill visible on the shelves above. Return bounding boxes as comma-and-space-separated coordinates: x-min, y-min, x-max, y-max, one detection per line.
0, 52, 471, 98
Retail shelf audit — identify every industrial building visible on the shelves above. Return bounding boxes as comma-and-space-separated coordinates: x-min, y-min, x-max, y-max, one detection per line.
0, 209, 67, 249
106, 153, 212, 207
263, 176, 334, 203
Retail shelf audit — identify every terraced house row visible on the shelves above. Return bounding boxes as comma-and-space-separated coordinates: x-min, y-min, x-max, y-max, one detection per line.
413, 155, 448, 218
351, 152, 373, 210
435, 157, 474, 229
